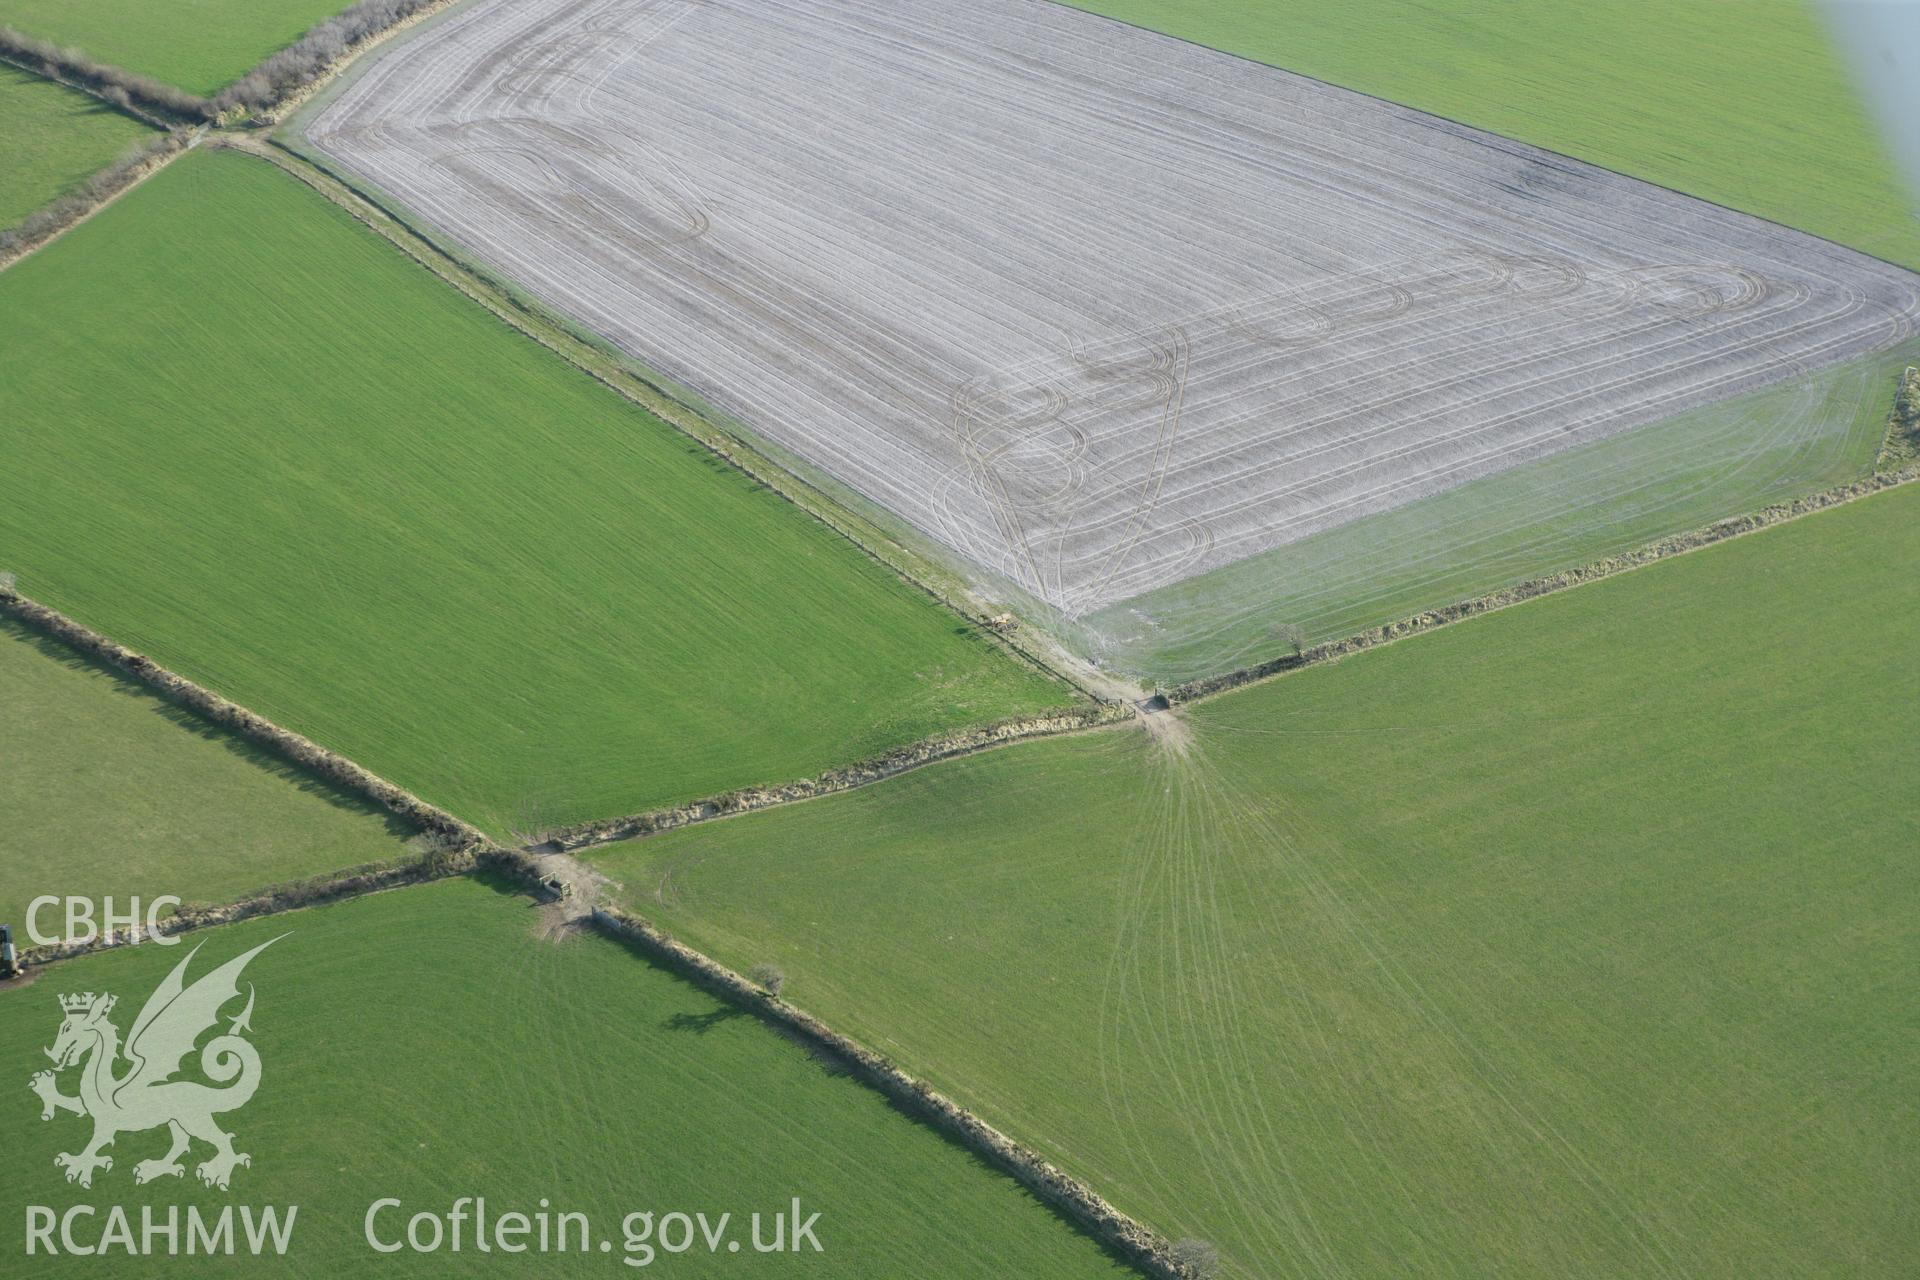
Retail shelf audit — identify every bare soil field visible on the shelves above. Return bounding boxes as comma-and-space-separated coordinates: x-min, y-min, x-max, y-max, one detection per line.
308, 0, 1920, 618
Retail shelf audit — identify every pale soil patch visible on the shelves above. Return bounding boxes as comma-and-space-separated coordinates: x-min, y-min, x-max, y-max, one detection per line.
530, 848, 618, 940
1137, 704, 1194, 758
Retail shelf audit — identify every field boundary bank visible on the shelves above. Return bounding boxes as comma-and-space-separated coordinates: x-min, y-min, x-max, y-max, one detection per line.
0, 0, 455, 124
0, 48, 183, 128
578, 901, 1184, 1279
0, 580, 1122, 870
0, 590, 491, 850
0, 28, 212, 121
1046, 3, 1920, 278
249, 136, 1106, 704
1173, 422, 1920, 705
225, 0, 462, 124
0, 125, 197, 269
1877, 365, 1920, 471
545, 703, 1129, 851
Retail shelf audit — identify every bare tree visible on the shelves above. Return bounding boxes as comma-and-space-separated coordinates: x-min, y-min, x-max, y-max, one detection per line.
748, 963, 786, 998
1170, 1238, 1222, 1279
213, 0, 440, 117
1270, 621, 1306, 657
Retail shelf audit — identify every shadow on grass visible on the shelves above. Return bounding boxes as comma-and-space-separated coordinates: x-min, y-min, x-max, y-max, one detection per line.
663, 1005, 745, 1034
70, 95, 137, 126
471, 867, 545, 911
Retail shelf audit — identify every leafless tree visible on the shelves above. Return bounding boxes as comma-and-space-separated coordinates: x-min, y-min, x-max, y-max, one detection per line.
1170, 1238, 1222, 1279
213, 0, 438, 116
748, 963, 787, 997
1270, 621, 1306, 657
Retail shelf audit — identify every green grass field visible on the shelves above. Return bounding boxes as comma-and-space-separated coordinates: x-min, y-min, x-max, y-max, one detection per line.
0, 148, 1073, 837
0, 64, 151, 226
0, 0, 347, 96
0, 877, 1131, 1276
0, 617, 414, 929
1058, 0, 1920, 271
598, 484, 1920, 1277
1083, 339, 1920, 682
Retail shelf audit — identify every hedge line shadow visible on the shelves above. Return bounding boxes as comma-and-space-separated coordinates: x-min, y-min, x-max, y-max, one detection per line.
4, 616, 415, 841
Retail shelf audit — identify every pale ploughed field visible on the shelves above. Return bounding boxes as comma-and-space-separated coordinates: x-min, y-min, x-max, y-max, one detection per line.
310, 0, 1920, 616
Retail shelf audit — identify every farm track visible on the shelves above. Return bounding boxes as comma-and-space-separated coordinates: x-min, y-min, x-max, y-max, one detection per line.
307, 0, 1920, 618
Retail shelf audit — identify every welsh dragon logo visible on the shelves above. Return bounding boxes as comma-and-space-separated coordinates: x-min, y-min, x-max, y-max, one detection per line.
29, 937, 282, 1190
